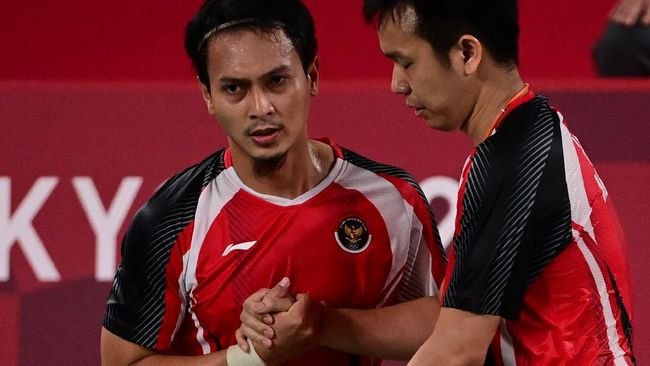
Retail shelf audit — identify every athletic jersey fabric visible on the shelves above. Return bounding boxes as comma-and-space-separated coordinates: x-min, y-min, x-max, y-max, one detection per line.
441, 92, 635, 365
103, 138, 446, 365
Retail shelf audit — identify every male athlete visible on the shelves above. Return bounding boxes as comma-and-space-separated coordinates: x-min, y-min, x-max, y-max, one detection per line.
100, 0, 446, 365
363, 0, 636, 364
240, 0, 636, 365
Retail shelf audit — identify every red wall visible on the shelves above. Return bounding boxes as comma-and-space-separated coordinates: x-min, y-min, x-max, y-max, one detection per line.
0, 0, 613, 81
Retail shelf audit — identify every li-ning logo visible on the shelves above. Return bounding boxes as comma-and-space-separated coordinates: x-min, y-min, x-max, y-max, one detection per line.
222, 241, 257, 256
335, 217, 372, 253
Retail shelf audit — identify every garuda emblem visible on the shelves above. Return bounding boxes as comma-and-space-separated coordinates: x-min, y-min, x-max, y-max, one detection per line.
335, 217, 371, 253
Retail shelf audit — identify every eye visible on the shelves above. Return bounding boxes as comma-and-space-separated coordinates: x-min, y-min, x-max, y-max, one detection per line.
269, 75, 287, 86
401, 62, 413, 70
222, 84, 242, 94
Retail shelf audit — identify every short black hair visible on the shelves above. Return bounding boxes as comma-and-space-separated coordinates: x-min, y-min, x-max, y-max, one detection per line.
363, 0, 519, 67
185, 0, 318, 87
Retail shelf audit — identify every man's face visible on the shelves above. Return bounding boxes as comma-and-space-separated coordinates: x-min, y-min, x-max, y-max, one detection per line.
377, 8, 476, 132
201, 28, 317, 162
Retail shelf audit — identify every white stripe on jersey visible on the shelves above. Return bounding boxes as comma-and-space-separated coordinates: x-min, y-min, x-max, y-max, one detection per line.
337, 161, 415, 301
184, 169, 239, 353
559, 116, 596, 240
561, 115, 627, 364
499, 319, 516, 366
190, 310, 210, 354
407, 215, 438, 298
574, 230, 628, 365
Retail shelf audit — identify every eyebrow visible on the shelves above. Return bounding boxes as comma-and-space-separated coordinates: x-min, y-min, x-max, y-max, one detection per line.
218, 64, 292, 84
383, 51, 407, 62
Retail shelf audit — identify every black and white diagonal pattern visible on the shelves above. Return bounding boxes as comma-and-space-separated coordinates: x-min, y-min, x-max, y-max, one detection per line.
482, 104, 556, 313
445, 140, 494, 309
105, 150, 226, 348
445, 97, 571, 316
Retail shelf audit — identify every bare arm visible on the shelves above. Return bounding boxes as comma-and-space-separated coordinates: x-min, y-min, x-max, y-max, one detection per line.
101, 327, 226, 366
319, 296, 439, 360
239, 289, 440, 361
408, 307, 500, 366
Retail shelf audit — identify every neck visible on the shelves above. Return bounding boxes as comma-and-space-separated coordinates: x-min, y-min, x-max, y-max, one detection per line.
231, 139, 334, 199
462, 67, 525, 145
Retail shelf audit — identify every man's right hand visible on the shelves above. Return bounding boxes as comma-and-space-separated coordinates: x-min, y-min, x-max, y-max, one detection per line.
238, 276, 296, 350
236, 278, 324, 365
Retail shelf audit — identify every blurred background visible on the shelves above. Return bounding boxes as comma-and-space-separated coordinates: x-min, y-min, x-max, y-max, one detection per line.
0, 0, 648, 365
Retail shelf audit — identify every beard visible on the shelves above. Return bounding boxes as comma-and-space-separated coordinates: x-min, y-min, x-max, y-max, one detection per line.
251, 152, 287, 178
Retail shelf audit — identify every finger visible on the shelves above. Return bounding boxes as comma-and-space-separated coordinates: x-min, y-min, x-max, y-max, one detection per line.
240, 308, 275, 338
289, 293, 312, 315
240, 322, 274, 348
242, 288, 271, 315
235, 328, 249, 352
254, 337, 273, 349
262, 313, 274, 325
255, 277, 294, 314
258, 295, 296, 314
267, 276, 291, 299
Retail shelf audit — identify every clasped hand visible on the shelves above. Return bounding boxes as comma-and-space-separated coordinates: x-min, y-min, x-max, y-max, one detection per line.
235, 277, 324, 365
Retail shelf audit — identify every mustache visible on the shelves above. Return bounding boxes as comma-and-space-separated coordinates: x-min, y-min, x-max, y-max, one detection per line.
245, 119, 283, 135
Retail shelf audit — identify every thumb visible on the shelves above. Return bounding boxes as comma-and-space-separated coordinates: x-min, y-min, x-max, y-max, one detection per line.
266, 276, 291, 299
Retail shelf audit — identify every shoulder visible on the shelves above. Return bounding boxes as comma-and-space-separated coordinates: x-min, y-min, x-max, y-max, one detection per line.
139, 150, 224, 221
495, 95, 559, 143
470, 95, 560, 183
122, 150, 226, 258
339, 147, 423, 197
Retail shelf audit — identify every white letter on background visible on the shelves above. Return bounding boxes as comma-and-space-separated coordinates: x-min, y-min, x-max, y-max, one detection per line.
73, 177, 142, 281
0, 177, 60, 281
419, 176, 459, 251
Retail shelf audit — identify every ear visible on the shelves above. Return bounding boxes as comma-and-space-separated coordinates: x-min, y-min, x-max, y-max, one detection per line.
453, 35, 482, 76
306, 57, 320, 96
198, 77, 215, 115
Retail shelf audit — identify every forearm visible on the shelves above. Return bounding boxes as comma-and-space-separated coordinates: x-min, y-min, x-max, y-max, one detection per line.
319, 296, 439, 360
101, 327, 228, 366
130, 351, 226, 366
408, 307, 499, 366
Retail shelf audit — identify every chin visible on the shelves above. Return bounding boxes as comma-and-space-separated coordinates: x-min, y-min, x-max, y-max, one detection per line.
422, 117, 454, 132
250, 147, 287, 162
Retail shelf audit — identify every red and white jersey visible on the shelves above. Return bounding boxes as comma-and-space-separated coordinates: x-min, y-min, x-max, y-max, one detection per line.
103, 138, 446, 365
442, 92, 634, 365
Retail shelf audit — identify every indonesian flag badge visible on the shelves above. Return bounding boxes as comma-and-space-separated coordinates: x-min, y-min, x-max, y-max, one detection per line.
335, 217, 372, 253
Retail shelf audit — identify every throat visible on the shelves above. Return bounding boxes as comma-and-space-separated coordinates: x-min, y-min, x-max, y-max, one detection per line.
235, 140, 336, 199
251, 154, 287, 178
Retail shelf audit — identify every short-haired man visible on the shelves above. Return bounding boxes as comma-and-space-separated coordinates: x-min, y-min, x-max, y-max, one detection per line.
100, 0, 446, 365
361, 0, 635, 364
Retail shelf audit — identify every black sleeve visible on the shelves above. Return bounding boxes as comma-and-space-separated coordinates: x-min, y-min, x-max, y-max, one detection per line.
443, 99, 572, 319
103, 151, 224, 349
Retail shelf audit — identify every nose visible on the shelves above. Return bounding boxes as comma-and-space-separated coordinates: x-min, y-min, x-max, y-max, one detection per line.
390, 65, 411, 95
249, 86, 275, 118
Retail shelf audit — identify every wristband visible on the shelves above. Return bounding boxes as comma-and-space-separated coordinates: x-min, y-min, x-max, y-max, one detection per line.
226, 339, 266, 366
